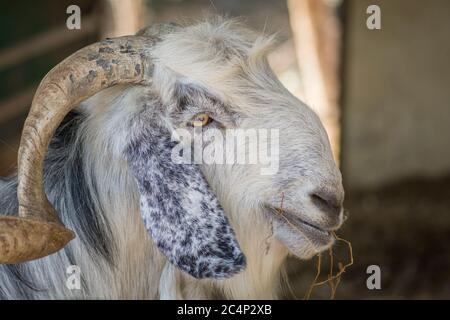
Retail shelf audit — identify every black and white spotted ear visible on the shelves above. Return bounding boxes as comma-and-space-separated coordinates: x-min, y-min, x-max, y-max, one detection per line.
125, 127, 246, 279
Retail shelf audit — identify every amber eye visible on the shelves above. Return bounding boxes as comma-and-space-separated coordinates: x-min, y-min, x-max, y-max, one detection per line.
190, 113, 213, 127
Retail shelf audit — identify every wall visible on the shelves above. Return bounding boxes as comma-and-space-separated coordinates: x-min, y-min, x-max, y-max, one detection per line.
342, 0, 450, 190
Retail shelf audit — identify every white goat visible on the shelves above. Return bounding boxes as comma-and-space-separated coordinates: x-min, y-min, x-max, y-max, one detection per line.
0, 19, 344, 299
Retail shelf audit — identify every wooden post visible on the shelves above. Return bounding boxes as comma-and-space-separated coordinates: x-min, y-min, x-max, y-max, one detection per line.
0, 15, 97, 72
100, 0, 151, 38
287, 0, 342, 163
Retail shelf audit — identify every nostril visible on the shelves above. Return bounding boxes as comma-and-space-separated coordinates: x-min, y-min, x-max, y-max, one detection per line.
311, 190, 342, 217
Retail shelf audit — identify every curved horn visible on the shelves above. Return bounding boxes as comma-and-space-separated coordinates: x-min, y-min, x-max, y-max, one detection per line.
0, 36, 154, 263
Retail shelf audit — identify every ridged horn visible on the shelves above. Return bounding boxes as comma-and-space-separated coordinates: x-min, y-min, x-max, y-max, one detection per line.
0, 36, 155, 263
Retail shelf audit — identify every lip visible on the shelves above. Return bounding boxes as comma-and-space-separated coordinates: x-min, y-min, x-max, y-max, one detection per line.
266, 206, 334, 245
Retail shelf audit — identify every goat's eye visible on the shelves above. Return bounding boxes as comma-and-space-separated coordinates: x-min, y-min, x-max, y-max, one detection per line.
189, 113, 213, 127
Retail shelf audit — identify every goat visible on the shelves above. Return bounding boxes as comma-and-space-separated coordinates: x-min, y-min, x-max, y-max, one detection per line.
0, 19, 344, 299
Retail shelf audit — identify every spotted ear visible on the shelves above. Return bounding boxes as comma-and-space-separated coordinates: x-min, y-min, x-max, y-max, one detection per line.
125, 127, 246, 279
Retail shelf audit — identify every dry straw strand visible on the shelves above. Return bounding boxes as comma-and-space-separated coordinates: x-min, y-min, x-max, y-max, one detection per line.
273, 193, 353, 300
304, 253, 321, 300
312, 232, 353, 287
328, 247, 336, 298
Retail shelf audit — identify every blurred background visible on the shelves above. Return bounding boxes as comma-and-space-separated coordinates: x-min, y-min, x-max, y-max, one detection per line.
1, 0, 449, 299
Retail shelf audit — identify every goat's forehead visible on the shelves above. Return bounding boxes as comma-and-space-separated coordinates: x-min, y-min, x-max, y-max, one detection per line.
151, 23, 275, 102
154, 21, 259, 59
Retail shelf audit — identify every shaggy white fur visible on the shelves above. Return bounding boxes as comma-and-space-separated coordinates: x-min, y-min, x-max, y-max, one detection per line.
0, 18, 343, 299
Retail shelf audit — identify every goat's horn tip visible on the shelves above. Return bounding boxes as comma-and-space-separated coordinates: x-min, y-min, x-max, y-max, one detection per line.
0, 216, 75, 264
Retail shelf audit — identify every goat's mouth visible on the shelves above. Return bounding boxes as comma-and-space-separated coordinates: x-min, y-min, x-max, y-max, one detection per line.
265, 206, 335, 256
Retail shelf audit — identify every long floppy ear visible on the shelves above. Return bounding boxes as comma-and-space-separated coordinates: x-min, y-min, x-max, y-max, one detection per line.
126, 127, 246, 279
